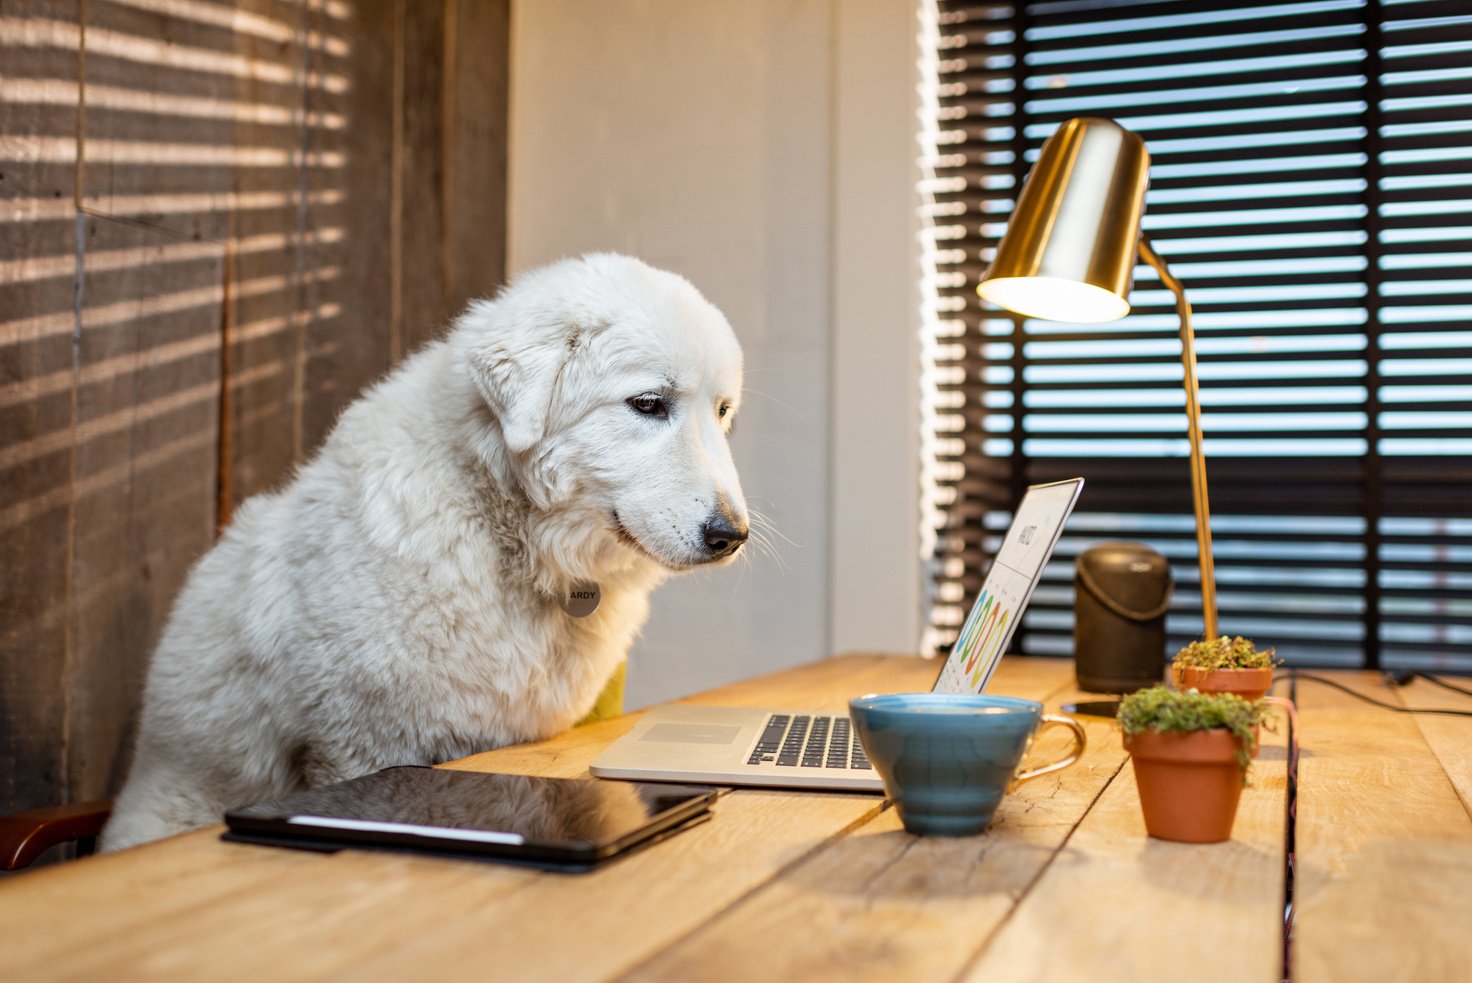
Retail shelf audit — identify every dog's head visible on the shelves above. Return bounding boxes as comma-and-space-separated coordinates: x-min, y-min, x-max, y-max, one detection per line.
459, 254, 748, 572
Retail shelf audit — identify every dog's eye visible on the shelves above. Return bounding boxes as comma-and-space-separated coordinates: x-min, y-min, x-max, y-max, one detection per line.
628, 394, 668, 419
718, 404, 730, 419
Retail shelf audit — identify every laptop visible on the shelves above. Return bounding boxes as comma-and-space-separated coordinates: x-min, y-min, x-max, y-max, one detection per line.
589, 477, 1085, 791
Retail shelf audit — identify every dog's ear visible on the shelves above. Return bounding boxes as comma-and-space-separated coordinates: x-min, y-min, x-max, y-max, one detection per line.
464, 330, 566, 454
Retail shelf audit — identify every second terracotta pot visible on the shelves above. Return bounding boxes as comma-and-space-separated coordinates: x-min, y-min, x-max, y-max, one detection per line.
1175, 665, 1274, 702
1125, 728, 1247, 843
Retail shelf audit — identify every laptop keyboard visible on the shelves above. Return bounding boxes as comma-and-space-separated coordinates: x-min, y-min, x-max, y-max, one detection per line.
744, 714, 872, 770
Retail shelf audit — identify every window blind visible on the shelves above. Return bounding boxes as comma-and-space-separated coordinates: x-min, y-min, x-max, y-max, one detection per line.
921, 0, 1472, 671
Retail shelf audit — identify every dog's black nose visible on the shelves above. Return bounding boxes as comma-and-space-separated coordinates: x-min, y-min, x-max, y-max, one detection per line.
701, 515, 749, 558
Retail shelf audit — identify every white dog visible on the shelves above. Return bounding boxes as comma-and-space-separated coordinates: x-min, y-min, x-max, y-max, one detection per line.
101, 254, 748, 851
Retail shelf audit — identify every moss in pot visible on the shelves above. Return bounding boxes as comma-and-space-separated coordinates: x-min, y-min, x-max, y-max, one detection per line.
1119, 687, 1265, 844
1172, 634, 1280, 702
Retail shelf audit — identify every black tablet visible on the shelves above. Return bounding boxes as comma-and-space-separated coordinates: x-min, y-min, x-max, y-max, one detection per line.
223, 767, 718, 871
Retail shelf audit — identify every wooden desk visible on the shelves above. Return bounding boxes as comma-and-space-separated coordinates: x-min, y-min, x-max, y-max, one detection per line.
2, 655, 1468, 982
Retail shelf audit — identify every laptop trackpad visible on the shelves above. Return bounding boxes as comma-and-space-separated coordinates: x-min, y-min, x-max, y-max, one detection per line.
640, 723, 743, 745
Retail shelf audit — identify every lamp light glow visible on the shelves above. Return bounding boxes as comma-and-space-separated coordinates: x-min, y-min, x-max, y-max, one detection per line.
975, 276, 1130, 324
977, 117, 1220, 640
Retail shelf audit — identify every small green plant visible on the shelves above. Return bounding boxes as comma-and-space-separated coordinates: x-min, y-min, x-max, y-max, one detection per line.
1118, 686, 1265, 773
1172, 634, 1280, 671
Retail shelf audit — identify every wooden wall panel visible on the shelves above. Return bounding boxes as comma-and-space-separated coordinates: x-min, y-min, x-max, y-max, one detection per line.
224, 0, 319, 505
397, 0, 510, 355
0, 0, 83, 815
443, 0, 510, 321
78, 0, 235, 241
300, 0, 394, 449
397, 0, 451, 356
0, 0, 509, 824
65, 217, 224, 801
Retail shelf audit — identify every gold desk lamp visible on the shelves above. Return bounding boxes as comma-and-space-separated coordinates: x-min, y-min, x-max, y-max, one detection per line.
976, 116, 1219, 640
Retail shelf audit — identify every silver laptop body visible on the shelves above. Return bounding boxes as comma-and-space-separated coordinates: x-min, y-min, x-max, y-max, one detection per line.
589, 478, 1084, 791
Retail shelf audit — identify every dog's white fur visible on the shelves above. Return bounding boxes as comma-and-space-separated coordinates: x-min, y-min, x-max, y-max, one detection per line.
102, 254, 746, 851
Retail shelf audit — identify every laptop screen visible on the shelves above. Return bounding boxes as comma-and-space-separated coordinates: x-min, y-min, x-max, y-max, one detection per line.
932, 478, 1085, 695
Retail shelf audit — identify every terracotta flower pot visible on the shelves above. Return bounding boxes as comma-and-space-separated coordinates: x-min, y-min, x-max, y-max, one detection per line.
1175, 665, 1273, 702
1124, 728, 1246, 843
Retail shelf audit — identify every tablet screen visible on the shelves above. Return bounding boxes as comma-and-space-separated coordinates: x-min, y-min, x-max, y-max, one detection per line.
225, 767, 715, 858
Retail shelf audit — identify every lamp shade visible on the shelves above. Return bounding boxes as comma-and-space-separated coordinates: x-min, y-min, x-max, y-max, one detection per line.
976, 117, 1150, 323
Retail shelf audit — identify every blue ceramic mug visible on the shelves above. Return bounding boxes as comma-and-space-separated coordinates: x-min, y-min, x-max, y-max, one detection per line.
849, 693, 1087, 837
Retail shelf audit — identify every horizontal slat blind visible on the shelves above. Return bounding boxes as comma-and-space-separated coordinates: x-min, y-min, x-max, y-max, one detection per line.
922, 0, 1471, 670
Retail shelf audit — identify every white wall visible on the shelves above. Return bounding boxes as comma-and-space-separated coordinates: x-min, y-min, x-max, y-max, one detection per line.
829, 0, 924, 660
509, 0, 923, 707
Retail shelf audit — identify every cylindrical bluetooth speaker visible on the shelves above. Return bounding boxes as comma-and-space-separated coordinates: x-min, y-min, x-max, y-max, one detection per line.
1073, 542, 1173, 694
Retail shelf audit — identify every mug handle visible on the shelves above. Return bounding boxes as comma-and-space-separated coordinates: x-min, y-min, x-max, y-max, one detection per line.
1013, 714, 1087, 784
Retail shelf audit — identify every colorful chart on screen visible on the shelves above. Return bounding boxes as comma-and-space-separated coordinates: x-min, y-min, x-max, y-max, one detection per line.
934, 581, 1026, 694
946, 588, 1015, 691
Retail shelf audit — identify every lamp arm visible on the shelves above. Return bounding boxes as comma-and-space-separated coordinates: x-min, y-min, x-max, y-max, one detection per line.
1138, 235, 1219, 640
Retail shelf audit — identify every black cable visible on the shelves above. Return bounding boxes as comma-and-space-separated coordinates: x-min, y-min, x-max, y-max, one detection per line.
1407, 672, 1472, 700
1274, 670, 1472, 718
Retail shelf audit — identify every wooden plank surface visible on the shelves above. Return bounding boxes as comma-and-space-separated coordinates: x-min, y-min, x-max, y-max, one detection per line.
15, 655, 1464, 983
332, 655, 1013, 981
1394, 673, 1472, 815
9, 842, 534, 982
624, 683, 1124, 983
0, 826, 326, 972
960, 696, 1289, 983
0, 654, 918, 978
325, 791, 884, 983
0, 655, 963, 978
1291, 671, 1472, 983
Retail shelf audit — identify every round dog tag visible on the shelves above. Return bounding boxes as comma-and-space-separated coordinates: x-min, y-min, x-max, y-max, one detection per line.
561, 581, 601, 617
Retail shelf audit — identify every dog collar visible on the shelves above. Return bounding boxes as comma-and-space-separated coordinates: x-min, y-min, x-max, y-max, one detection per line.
561, 581, 601, 617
